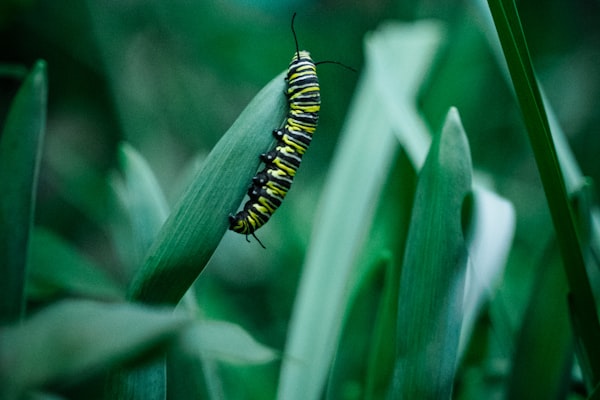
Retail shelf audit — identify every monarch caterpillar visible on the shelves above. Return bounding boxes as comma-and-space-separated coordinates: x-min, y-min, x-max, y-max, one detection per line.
229, 13, 352, 248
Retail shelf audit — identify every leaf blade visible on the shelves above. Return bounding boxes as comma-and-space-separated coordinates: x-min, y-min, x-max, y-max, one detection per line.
390, 108, 472, 399
487, 0, 600, 388
127, 72, 287, 304
0, 60, 47, 324
0, 300, 189, 398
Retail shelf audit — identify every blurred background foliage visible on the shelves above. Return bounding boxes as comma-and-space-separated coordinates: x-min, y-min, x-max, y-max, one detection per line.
1, 0, 599, 398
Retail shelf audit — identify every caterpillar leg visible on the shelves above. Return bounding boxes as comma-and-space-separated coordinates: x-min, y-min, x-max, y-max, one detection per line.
272, 128, 284, 140
249, 233, 266, 249
228, 214, 236, 226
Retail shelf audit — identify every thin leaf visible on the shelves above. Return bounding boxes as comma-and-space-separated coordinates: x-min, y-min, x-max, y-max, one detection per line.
168, 338, 223, 400
326, 253, 390, 400
167, 292, 225, 400
0, 60, 47, 324
327, 150, 418, 400
0, 64, 28, 80
363, 255, 400, 400
112, 142, 170, 269
105, 357, 167, 400
178, 320, 278, 365
0, 300, 190, 399
127, 72, 287, 304
487, 0, 600, 389
459, 188, 515, 358
390, 108, 472, 399
506, 239, 573, 399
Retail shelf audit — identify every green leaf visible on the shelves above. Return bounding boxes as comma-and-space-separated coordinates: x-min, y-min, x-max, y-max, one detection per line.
111, 319, 276, 400
27, 227, 124, 300
167, 294, 224, 400
570, 180, 600, 300
0, 60, 47, 325
327, 150, 418, 400
0, 300, 190, 399
0, 64, 28, 80
277, 21, 444, 400
459, 188, 515, 358
487, 0, 600, 389
390, 108, 472, 399
127, 72, 287, 304
105, 357, 167, 400
506, 240, 573, 399
178, 320, 278, 365
111, 142, 170, 269
363, 255, 400, 400
168, 346, 220, 400
326, 253, 392, 400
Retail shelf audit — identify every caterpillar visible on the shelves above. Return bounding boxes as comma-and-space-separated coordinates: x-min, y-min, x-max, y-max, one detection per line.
229, 13, 352, 248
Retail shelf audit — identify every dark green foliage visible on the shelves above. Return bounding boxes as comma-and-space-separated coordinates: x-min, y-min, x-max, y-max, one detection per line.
1, 1, 599, 399
0, 60, 46, 324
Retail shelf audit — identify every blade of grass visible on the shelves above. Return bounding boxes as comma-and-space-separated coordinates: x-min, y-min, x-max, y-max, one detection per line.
110, 142, 170, 271
127, 72, 287, 304
487, 0, 600, 389
326, 149, 417, 400
363, 158, 418, 400
390, 108, 472, 399
459, 188, 515, 359
119, 142, 170, 251
326, 253, 391, 400
0, 60, 47, 324
506, 239, 573, 399
571, 180, 600, 302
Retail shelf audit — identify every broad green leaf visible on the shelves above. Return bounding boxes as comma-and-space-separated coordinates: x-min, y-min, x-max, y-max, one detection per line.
27, 227, 123, 300
127, 72, 287, 304
487, 0, 600, 389
0, 300, 190, 399
390, 108, 472, 399
0, 60, 47, 325
109, 298, 270, 400
178, 320, 278, 365
167, 303, 277, 400
277, 21, 444, 400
